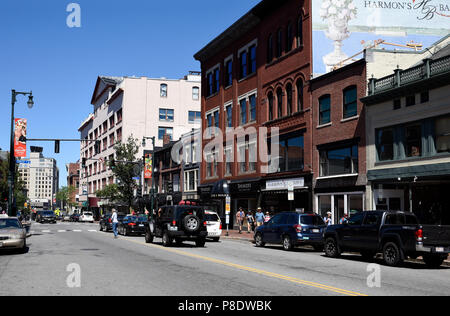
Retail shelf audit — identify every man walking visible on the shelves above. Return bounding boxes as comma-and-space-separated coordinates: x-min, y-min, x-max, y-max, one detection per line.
111, 208, 119, 238
236, 208, 245, 234
255, 207, 264, 227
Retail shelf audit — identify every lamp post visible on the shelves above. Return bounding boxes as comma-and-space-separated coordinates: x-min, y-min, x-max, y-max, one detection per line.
142, 136, 156, 217
8, 90, 34, 217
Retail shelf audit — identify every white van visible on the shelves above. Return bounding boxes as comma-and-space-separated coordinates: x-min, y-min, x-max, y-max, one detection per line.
80, 212, 94, 223
204, 211, 222, 242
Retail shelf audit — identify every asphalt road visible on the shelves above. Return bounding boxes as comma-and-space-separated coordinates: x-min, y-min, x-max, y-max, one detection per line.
1, 221, 450, 296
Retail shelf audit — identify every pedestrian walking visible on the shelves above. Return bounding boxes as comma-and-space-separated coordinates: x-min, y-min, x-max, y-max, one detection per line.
324, 212, 332, 226
264, 212, 271, 223
255, 207, 264, 227
111, 208, 119, 238
236, 208, 245, 234
246, 211, 255, 233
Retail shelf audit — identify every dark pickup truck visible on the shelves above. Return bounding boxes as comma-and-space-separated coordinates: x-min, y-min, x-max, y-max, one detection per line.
324, 211, 450, 268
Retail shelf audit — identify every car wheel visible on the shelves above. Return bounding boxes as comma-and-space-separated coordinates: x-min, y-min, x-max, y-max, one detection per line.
145, 231, 154, 244
324, 237, 341, 258
423, 255, 444, 269
195, 237, 206, 247
383, 242, 403, 267
183, 215, 200, 233
282, 235, 293, 251
254, 233, 265, 247
162, 231, 172, 247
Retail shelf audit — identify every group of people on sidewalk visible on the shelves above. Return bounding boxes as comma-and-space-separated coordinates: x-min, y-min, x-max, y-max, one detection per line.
235, 207, 272, 234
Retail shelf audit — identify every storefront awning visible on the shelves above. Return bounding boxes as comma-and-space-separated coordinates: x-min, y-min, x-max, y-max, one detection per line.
368, 163, 450, 181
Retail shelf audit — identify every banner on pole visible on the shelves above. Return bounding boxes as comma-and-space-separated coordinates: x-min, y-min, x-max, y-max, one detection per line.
144, 154, 153, 179
14, 118, 27, 158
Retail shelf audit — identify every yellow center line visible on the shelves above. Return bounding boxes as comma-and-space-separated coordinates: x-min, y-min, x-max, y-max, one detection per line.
122, 237, 368, 297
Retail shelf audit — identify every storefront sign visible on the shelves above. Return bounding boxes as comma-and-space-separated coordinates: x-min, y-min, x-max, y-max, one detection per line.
266, 178, 305, 191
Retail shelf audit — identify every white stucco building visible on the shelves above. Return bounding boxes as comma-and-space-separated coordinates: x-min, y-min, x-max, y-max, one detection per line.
78, 72, 201, 208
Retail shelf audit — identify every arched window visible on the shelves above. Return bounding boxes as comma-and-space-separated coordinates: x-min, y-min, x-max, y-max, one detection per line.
267, 34, 273, 64
297, 14, 303, 48
286, 83, 293, 116
286, 22, 293, 53
277, 88, 283, 118
160, 84, 168, 97
296, 79, 304, 112
276, 28, 283, 58
268, 92, 274, 121
192, 86, 199, 100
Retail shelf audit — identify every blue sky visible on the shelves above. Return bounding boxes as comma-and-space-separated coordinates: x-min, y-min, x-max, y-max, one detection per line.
0, 0, 260, 187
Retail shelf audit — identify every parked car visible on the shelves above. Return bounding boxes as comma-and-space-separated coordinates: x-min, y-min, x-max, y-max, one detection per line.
0, 217, 27, 253
118, 215, 148, 236
145, 205, 208, 247
99, 213, 126, 232
79, 212, 94, 223
204, 211, 222, 242
323, 211, 450, 268
63, 214, 71, 222
70, 213, 80, 222
35, 210, 57, 224
254, 212, 326, 251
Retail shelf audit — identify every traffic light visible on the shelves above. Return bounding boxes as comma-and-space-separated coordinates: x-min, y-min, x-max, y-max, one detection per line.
54, 140, 60, 153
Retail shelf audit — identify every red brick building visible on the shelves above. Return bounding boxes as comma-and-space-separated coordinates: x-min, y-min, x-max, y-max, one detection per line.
310, 59, 367, 224
66, 162, 80, 210
194, 0, 313, 221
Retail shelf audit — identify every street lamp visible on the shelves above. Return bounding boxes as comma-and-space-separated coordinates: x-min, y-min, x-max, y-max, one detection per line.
8, 90, 34, 217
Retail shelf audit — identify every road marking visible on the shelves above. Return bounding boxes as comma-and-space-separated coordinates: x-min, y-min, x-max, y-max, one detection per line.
42, 230, 51, 233
73, 230, 82, 232
88, 230, 97, 232
121, 237, 368, 296
58, 230, 67, 233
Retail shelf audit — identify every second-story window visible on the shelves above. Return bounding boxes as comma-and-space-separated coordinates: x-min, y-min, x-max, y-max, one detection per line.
249, 94, 257, 122
343, 86, 358, 119
319, 95, 331, 125
160, 84, 168, 97
436, 115, 450, 153
240, 98, 247, 125
239, 51, 247, 79
225, 59, 233, 87
192, 87, 199, 100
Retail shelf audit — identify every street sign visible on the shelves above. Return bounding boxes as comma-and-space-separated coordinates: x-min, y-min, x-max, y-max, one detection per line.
17, 160, 31, 164
132, 177, 140, 181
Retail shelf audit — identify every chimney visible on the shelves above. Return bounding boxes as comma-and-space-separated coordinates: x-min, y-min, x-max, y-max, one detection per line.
163, 134, 171, 146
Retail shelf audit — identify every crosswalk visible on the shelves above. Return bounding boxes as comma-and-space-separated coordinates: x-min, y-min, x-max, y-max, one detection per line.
31, 229, 99, 234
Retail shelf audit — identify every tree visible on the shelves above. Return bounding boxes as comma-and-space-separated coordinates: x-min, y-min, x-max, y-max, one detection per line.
56, 186, 76, 211
96, 184, 119, 205
0, 155, 27, 212
109, 136, 141, 212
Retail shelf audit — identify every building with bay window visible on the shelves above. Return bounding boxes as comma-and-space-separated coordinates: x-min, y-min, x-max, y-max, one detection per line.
363, 45, 450, 225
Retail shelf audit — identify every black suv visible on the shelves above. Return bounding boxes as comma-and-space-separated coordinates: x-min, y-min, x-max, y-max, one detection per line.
36, 210, 57, 224
145, 205, 208, 247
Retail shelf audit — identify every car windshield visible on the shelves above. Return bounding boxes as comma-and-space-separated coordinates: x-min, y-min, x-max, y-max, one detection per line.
300, 215, 325, 226
83, 213, 92, 216
204, 214, 220, 222
43, 211, 54, 216
137, 215, 148, 221
0, 219, 22, 229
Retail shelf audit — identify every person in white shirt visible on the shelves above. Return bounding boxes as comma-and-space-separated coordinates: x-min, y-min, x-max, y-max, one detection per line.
111, 209, 119, 238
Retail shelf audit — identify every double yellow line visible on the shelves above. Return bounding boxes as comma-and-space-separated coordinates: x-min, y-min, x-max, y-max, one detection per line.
124, 238, 368, 296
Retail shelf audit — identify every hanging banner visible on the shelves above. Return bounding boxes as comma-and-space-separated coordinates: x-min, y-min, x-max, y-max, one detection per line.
144, 153, 153, 179
14, 118, 27, 158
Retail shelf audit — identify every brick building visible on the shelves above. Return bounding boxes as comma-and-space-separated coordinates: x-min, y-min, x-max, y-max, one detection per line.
310, 59, 367, 224
194, 0, 313, 221
66, 162, 80, 212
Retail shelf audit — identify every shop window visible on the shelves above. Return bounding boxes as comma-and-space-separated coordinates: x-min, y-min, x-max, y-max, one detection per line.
320, 145, 358, 177
318, 195, 331, 220
376, 128, 394, 161
405, 125, 422, 157
435, 115, 450, 153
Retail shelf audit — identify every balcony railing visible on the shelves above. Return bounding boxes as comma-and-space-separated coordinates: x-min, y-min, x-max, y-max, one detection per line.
368, 55, 450, 96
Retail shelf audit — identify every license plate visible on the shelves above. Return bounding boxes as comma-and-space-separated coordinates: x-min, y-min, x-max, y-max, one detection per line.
312, 229, 320, 233
436, 247, 444, 253
139, 224, 144, 227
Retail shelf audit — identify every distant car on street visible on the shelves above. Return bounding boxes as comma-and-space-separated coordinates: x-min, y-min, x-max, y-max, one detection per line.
79, 212, 94, 223
204, 210, 222, 242
99, 213, 125, 232
62, 214, 71, 222
118, 215, 148, 236
35, 210, 57, 224
70, 213, 80, 222
0, 217, 27, 253
323, 211, 450, 268
254, 212, 326, 251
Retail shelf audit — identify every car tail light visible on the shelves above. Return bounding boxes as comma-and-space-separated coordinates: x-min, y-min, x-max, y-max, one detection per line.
219, 224, 222, 230
172, 220, 176, 226
128, 223, 136, 226
415, 228, 423, 242
108, 219, 111, 223
203, 221, 207, 226
293, 225, 302, 233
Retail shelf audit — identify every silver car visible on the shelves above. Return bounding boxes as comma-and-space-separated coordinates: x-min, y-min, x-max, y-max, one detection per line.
0, 217, 27, 253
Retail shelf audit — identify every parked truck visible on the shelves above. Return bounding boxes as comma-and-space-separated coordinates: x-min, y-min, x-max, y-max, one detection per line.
323, 211, 450, 268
